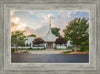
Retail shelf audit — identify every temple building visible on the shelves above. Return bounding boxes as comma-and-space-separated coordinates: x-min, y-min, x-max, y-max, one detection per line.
25, 18, 71, 49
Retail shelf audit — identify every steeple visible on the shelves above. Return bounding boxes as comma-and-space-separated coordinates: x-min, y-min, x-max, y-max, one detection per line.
42, 17, 58, 42
47, 17, 52, 35
49, 17, 51, 29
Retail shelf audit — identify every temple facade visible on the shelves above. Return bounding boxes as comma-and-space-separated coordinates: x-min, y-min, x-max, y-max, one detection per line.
25, 18, 72, 49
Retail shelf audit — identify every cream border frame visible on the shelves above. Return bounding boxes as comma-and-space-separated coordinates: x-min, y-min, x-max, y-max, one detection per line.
0, 0, 99, 74
3, 4, 96, 70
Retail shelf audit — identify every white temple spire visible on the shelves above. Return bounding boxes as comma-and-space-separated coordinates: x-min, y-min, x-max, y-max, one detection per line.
42, 17, 58, 42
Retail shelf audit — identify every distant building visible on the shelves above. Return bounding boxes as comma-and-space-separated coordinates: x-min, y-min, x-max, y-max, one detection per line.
25, 18, 72, 49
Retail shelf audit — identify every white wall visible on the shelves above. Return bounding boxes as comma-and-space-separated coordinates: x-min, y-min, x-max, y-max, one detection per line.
25, 37, 36, 47
66, 40, 72, 47
25, 37, 72, 48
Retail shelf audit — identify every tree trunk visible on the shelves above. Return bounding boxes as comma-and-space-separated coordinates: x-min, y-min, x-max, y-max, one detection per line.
16, 46, 18, 52
74, 45, 77, 52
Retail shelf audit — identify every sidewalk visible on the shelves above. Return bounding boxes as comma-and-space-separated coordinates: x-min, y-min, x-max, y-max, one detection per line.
18, 49, 71, 54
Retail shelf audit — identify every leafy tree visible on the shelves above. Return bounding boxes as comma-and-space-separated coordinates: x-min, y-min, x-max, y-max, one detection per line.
51, 27, 61, 37
63, 18, 89, 52
33, 38, 44, 45
27, 34, 36, 37
81, 39, 89, 46
11, 30, 27, 52
55, 37, 67, 45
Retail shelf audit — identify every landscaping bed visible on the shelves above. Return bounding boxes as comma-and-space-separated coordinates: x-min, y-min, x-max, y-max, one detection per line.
61, 51, 89, 54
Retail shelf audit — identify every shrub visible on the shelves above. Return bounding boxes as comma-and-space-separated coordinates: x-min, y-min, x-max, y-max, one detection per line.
54, 46, 56, 49
22, 51, 28, 53
80, 46, 89, 52
28, 47, 33, 50
11, 49, 15, 52
33, 48, 36, 50
72, 49, 74, 52
63, 51, 71, 53
36, 48, 39, 50
44, 47, 46, 49
67, 46, 73, 49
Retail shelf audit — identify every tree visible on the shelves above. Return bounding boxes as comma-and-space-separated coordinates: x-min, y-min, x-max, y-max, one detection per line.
33, 38, 44, 45
11, 30, 27, 52
55, 37, 67, 45
63, 18, 89, 52
51, 27, 61, 37
19, 40, 25, 49
26, 43, 29, 46
27, 34, 36, 37
30, 43, 31, 47
81, 38, 89, 46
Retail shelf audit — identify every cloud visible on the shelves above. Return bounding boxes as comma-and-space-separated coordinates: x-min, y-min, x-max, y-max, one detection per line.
11, 22, 35, 36
67, 12, 71, 18
17, 23, 27, 30
34, 25, 49, 37
48, 14, 53, 18
11, 11, 14, 16
28, 11, 34, 15
24, 26, 35, 36
11, 11, 71, 36
11, 16, 35, 36
51, 24, 56, 28
42, 14, 53, 23
11, 11, 89, 37
11, 17, 21, 32
11, 17, 20, 24
72, 11, 77, 14
51, 11, 69, 29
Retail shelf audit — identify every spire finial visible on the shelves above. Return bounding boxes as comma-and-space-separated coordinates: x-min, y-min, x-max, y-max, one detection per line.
49, 17, 51, 24
49, 17, 51, 28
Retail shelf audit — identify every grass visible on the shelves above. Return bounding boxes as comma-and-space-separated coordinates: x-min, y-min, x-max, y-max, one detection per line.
54, 49, 67, 50
63, 48, 89, 54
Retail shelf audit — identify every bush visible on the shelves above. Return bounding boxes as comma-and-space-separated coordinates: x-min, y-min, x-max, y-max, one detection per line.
18, 49, 26, 50
67, 46, 73, 49
54, 46, 57, 49
11, 49, 15, 52
22, 51, 28, 53
63, 51, 71, 53
80, 46, 89, 52
28, 47, 33, 50
72, 49, 74, 52
44, 47, 46, 49
33, 48, 36, 50
36, 48, 40, 50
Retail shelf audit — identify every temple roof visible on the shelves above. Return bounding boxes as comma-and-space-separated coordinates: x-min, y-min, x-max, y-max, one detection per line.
42, 29, 58, 42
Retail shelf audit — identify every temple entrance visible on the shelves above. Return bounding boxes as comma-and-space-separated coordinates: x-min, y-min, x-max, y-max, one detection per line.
46, 42, 53, 49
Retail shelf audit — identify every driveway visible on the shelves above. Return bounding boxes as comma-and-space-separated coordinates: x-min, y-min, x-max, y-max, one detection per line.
11, 53, 89, 63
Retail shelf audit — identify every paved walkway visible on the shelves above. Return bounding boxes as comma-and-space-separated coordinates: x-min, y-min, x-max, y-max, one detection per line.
18, 49, 71, 54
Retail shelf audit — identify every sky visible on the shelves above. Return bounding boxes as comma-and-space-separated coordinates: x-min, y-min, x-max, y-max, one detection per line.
11, 10, 89, 37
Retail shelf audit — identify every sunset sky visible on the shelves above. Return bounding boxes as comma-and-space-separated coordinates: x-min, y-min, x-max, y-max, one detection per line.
11, 10, 89, 37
